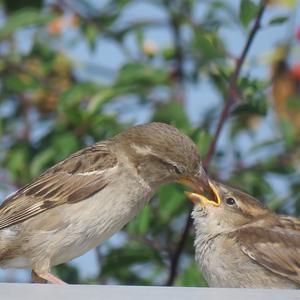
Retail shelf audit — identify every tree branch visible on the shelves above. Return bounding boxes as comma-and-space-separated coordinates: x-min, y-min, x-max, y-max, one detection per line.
204, 1, 267, 169
165, 0, 267, 286
163, 0, 185, 104
165, 208, 193, 286
133, 235, 164, 253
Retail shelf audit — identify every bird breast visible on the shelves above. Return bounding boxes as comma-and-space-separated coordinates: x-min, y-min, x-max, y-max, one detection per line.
49, 175, 153, 266
0, 170, 154, 269
194, 232, 298, 288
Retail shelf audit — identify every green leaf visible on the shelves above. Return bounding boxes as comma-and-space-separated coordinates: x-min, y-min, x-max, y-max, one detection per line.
158, 185, 185, 221
85, 24, 98, 51
101, 243, 163, 276
287, 96, 300, 109
53, 264, 80, 284
232, 100, 267, 116
162, 47, 176, 60
6, 146, 29, 184
59, 83, 99, 109
0, 9, 55, 40
4, 72, 41, 93
279, 119, 297, 150
229, 172, 272, 202
4, 0, 43, 13
239, 0, 258, 28
117, 63, 169, 87
152, 102, 190, 131
52, 133, 79, 161
135, 29, 144, 50
136, 206, 151, 235
191, 31, 224, 61
30, 148, 55, 177
127, 205, 152, 235
194, 130, 213, 158
87, 88, 117, 113
268, 16, 288, 25
175, 263, 208, 287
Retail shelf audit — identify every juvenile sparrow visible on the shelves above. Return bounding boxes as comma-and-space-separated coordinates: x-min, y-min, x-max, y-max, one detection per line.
0, 122, 208, 284
186, 180, 300, 289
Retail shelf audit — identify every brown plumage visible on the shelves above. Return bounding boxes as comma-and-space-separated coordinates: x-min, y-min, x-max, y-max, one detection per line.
188, 180, 300, 288
0, 143, 114, 230
0, 122, 208, 284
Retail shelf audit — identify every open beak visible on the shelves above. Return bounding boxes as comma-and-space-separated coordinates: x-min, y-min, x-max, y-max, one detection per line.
184, 179, 221, 207
178, 175, 210, 194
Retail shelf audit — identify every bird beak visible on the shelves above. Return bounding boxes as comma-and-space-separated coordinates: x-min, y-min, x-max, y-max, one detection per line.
184, 179, 221, 207
177, 166, 209, 193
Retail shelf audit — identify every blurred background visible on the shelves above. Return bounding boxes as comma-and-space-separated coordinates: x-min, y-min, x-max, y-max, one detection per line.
0, 0, 300, 286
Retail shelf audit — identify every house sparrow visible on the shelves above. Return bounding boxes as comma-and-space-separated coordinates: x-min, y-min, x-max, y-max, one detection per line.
0, 122, 209, 284
186, 180, 300, 288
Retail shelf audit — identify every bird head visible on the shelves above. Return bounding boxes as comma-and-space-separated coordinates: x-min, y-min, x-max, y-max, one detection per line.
187, 180, 272, 235
113, 122, 210, 192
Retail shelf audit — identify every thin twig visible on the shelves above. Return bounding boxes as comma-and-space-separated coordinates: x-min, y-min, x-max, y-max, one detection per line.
165, 208, 193, 286
134, 235, 163, 253
163, 0, 185, 104
203, 1, 267, 169
20, 94, 30, 141
94, 246, 102, 269
165, 0, 267, 286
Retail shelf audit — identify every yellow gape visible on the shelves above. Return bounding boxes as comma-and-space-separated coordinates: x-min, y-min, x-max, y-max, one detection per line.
185, 180, 221, 206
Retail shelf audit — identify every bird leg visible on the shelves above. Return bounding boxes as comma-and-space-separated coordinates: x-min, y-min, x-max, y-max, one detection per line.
31, 270, 67, 284
31, 270, 47, 283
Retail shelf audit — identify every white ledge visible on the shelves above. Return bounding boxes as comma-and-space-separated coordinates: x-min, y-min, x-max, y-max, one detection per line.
0, 283, 299, 300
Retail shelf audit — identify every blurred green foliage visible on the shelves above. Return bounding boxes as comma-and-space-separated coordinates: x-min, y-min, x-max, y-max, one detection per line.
0, 0, 299, 286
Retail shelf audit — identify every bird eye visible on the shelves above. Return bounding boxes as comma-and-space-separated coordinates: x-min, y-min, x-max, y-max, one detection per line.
225, 197, 236, 206
173, 165, 184, 175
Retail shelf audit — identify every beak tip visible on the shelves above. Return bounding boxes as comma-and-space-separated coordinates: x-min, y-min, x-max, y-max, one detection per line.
185, 191, 200, 204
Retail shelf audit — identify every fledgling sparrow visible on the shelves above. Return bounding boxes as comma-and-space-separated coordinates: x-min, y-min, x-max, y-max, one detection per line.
186, 180, 300, 289
0, 122, 209, 284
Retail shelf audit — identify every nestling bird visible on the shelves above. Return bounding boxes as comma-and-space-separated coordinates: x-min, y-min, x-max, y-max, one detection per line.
186, 180, 300, 288
0, 122, 208, 284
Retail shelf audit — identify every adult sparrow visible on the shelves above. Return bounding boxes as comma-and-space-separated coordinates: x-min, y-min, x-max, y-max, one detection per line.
0, 122, 208, 284
186, 180, 300, 289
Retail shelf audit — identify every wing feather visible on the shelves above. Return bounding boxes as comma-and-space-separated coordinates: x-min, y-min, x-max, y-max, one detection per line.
0, 141, 117, 230
235, 219, 300, 285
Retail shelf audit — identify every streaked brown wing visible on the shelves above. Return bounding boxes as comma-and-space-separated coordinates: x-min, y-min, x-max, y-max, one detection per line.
0, 141, 117, 230
235, 220, 300, 285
